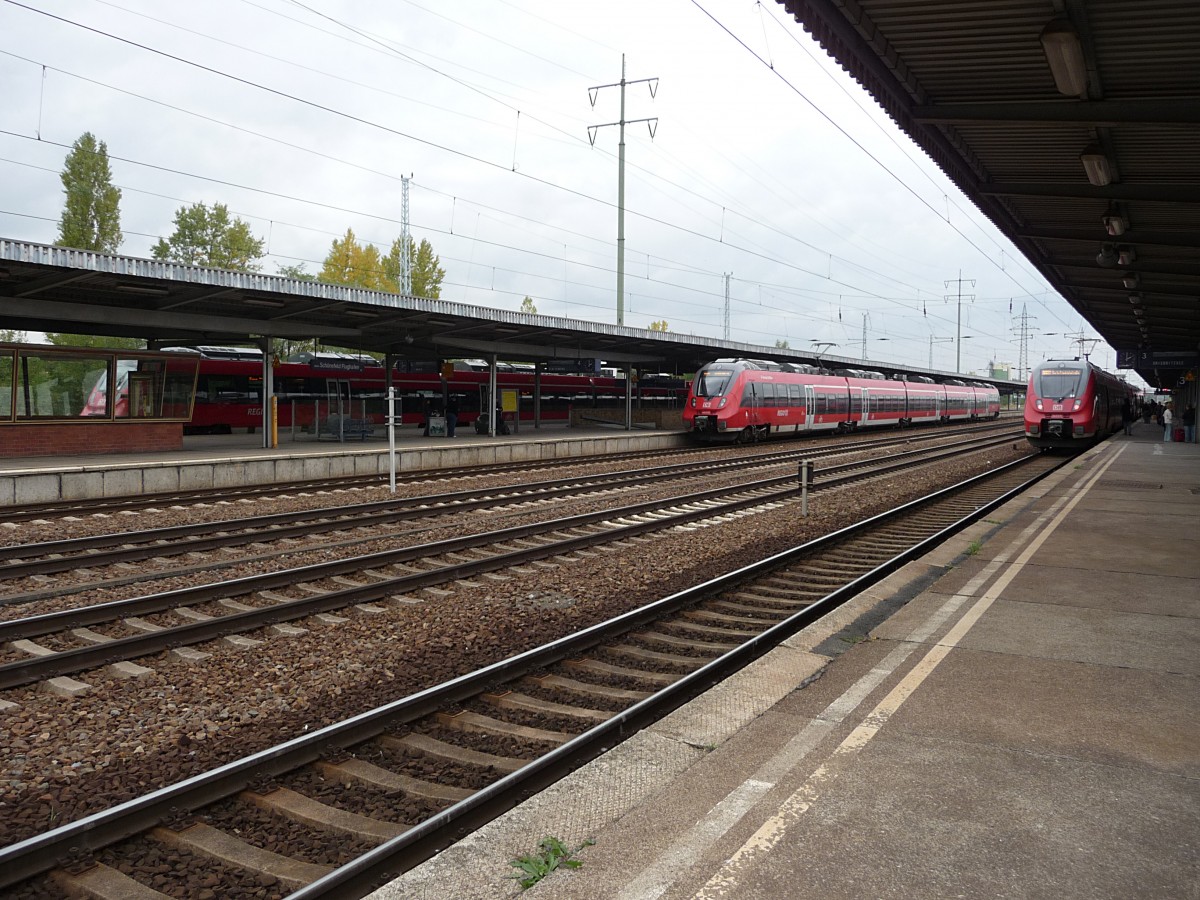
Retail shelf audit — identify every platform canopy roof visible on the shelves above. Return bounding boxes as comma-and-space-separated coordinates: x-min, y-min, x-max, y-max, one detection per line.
0, 239, 1018, 387
778, 0, 1200, 390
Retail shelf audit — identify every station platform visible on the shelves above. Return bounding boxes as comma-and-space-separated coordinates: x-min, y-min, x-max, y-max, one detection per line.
0, 422, 687, 505
377, 423, 1200, 900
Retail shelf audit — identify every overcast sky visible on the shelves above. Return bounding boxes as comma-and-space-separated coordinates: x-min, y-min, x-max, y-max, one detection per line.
0, 0, 1132, 382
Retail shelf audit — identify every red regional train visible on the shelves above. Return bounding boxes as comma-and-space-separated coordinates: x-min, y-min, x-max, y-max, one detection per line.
166, 347, 685, 434
682, 358, 1000, 442
1023, 358, 1132, 450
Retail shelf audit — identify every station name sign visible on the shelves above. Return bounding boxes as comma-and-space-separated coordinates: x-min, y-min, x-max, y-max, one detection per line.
309, 358, 367, 373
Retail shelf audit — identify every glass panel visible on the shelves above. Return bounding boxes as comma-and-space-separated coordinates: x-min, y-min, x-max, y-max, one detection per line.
0, 350, 13, 420
162, 357, 199, 420
1034, 367, 1083, 400
695, 367, 736, 398
16, 351, 110, 418
116, 357, 166, 418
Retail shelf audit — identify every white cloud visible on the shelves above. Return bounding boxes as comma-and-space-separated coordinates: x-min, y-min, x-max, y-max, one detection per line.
0, 0, 1129, 380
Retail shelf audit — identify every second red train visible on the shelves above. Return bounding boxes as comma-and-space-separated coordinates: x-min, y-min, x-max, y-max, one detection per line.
682, 358, 1001, 442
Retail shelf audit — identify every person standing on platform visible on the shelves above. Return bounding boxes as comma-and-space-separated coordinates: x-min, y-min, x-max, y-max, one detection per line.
445, 395, 459, 438
1183, 404, 1196, 443
1121, 397, 1134, 436
1162, 404, 1174, 442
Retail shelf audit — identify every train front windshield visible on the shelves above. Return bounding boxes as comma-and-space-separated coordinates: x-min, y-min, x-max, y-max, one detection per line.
694, 367, 737, 398
1034, 367, 1084, 400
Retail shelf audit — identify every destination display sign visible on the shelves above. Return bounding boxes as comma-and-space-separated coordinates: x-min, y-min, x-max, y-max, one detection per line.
1137, 349, 1200, 367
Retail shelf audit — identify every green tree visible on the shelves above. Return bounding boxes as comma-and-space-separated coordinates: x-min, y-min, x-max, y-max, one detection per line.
775, 339, 790, 349
649, 320, 669, 332
44, 333, 143, 350
1, 329, 28, 343
383, 236, 446, 298
56, 132, 123, 253
277, 263, 316, 281
152, 202, 265, 271
320, 228, 389, 290
520, 296, 537, 314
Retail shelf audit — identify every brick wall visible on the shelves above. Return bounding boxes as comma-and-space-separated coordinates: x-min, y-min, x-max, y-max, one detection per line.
0, 423, 183, 458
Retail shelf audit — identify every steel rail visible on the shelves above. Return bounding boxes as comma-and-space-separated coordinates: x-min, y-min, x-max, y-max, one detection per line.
0, 424, 1021, 576
0, 435, 1020, 689
0, 418, 1016, 525
0, 451, 1063, 893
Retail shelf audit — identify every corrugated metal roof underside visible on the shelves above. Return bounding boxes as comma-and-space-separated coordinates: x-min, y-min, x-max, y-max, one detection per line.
782, 0, 1200, 388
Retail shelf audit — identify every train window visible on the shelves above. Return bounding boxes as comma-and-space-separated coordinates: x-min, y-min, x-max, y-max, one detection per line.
696, 368, 736, 398
789, 383, 803, 407
741, 382, 758, 407
1034, 368, 1083, 399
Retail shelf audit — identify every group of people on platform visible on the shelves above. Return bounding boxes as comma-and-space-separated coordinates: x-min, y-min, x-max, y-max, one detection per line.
1124, 397, 1196, 443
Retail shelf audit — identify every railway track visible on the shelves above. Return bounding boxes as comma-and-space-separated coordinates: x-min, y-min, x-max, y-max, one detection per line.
0, 450, 1067, 899
0, 418, 1018, 524
0, 431, 1021, 691
0, 424, 1019, 588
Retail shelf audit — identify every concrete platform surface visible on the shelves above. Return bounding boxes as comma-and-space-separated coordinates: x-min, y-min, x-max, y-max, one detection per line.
371, 428, 1199, 900
0, 423, 687, 504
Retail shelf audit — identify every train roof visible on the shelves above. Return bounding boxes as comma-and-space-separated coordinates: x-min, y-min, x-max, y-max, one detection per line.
160, 345, 263, 360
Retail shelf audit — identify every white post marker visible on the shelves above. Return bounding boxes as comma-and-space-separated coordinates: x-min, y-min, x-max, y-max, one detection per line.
387, 387, 397, 494
799, 460, 814, 517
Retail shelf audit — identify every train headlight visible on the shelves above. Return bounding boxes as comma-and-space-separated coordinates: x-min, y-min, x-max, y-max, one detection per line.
1035, 399, 1043, 410
1073, 399, 1082, 410
690, 396, 696, 407
717, 397, 727, 408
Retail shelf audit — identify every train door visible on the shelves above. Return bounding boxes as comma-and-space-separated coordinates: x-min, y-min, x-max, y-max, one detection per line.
860, 388, 870, 426
805, 386, 815, 430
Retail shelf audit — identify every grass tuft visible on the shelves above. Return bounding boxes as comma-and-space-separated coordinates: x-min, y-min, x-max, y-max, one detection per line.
510, 836, 594, 889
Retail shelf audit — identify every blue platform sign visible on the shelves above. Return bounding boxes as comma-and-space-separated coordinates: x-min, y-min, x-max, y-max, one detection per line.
1137, 349, 1200, 367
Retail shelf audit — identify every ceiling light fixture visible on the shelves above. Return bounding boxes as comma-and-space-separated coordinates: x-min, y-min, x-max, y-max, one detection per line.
1096, 244, 1118, 268
1129, 294, 1143, 306
1080, 144, 1112, 186
344, 308, 379, 319
244, 298, 285, 309
1040, 19, 1087, 96
1103, 214, 1127, 236
1123, 274, 1140, 289
1118, 247, 1136, 266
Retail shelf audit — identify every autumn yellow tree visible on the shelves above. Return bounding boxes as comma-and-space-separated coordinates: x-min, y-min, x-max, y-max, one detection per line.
649, 320, 669, 332
319, 229, 389, 290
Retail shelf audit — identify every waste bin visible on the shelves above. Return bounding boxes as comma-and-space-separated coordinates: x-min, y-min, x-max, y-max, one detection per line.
1174, 427, 1185, 443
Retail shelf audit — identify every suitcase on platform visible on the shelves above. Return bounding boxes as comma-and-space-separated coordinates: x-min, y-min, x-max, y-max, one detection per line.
1174, 427, 1185, 442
